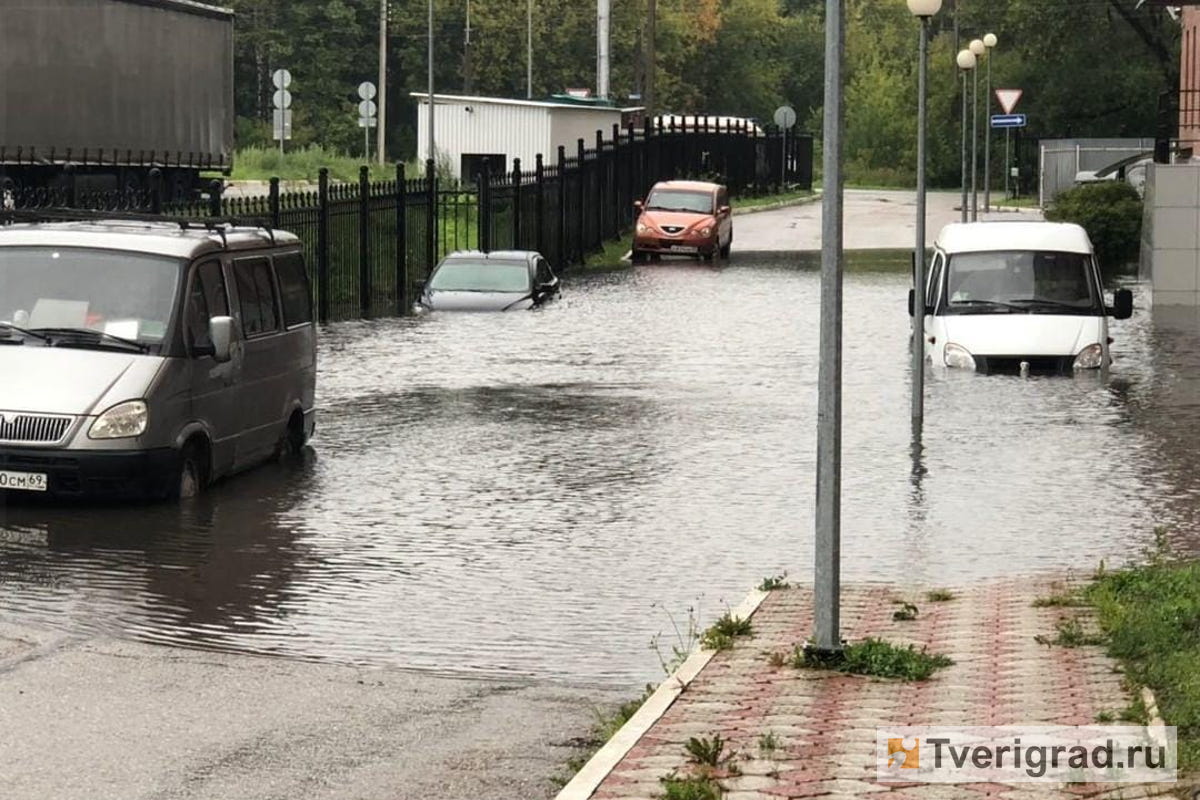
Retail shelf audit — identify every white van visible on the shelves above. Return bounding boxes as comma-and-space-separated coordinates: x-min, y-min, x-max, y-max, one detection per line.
0, 216, 316, 500
911, 222, 1133, 375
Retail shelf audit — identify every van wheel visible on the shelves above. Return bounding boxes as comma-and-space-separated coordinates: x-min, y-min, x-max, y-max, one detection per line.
276, 414, 307, 462
174, 442, 206, 500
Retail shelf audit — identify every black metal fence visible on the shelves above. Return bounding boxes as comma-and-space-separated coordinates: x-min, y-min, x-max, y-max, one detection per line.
7, 119, 813, 323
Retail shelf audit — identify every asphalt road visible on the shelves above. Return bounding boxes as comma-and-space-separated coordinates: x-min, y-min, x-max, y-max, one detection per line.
0, 621, 621, 800
733, 188, 1041, 252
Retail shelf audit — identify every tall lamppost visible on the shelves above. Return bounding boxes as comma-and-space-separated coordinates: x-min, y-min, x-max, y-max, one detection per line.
957, 48, 976, 224
908, 0, 941, 426
427, 0, 435, 166
982, 32, 997, 212
968, 37, 985, 221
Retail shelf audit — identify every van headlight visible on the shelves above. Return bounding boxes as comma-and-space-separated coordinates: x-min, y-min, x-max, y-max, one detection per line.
1073, 343, 1105, 370
943, 343, 976, 370
89, 400, 148, 439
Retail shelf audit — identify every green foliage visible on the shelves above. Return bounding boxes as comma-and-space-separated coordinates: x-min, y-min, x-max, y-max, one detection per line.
554, 684, 656, 787
1044, 182, 1144, 275
758, 731, 780, 755
925, 589, 955, 603
1087, 549, 1200, 769
660, 773, 723, 800
793, 638, 953, 681
1032, 591, 1089, 608
892, 602, 919, 621
685, 734, 731, 768
1035, 617, 1106, 648
758, 573, 790, 591
229, 146, 410, 183
700, 612, 753, 651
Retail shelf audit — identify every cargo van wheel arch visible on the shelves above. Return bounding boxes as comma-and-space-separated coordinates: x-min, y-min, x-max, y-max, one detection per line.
171, 435, 211, 500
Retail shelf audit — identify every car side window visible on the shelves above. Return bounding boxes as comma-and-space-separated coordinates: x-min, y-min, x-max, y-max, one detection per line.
186, 260, 229, 350
927, 252, 945, 308
274, 252, 313, 327
536, 258, 554, 285
718, 189, 729, 210
233, 257, 280, 338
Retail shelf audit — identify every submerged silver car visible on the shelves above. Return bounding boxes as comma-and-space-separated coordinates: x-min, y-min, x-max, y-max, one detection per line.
0, 217, 316, 500
415, 250, 560, 312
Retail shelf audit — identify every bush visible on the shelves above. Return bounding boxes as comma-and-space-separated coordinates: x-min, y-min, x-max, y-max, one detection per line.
1044, 181, 1143, 276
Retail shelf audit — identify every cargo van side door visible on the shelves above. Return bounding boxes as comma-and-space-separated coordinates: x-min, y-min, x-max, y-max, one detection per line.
230, 255, 288, 467
184, 258, 241, 478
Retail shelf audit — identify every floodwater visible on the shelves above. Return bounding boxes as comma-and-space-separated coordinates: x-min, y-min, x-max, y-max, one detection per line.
1, 256, 1196, 686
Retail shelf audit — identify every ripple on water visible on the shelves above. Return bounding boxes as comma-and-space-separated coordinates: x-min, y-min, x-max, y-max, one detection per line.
0, 264, 1190, 685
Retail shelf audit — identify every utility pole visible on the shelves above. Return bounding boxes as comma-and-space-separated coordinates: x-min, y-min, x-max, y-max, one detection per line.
463, 0, 474, 94
645, 0, 656, 116
527, 0, 533, 99
377, 0, 387, 164
597, 0, 610, 99
427, 0, 435, 165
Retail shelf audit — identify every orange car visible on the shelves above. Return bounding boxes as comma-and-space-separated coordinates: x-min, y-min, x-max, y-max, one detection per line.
632, 180, 733, 262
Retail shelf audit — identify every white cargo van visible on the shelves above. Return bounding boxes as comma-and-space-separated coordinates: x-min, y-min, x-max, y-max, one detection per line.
911, 222, 1133, 375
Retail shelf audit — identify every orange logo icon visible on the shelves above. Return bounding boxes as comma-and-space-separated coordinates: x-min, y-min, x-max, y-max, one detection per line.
887, 738, 920, 769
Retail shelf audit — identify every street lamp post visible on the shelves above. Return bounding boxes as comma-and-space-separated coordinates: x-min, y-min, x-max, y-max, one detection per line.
969, 37, 985, 221
908, 0, 942, 427
427, 0, 435, 166
957, 49, 976, 224
983, 32, 997, 212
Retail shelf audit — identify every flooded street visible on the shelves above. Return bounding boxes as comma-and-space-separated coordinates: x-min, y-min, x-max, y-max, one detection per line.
1, 253, 1189, 688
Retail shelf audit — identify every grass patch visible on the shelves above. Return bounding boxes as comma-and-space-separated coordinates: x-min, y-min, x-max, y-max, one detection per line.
1032, 591, 1089, 608
734, 189, 815, 213
660, 773, 723, 800
700, 611, 753, 652
792, 638, 953, 681
229, 145, 412, 184
925, 589, 955, 602
1087, 551, 1200, 769
992, 195, 1039, 209
758, 730, 781, 755
758, 573, 790, 591
1035, 617, 1105, 648
583, 234, 633, 270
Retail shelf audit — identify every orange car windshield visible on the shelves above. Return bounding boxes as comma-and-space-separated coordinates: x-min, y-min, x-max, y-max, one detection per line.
645, 190, 713, 214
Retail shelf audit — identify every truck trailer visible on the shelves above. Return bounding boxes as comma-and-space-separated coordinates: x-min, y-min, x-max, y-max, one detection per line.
0, 0, 234, 201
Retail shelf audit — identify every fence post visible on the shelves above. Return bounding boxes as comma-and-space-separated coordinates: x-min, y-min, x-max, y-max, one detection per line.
208, 179, 223, 217
478, 161, 490, 253
512, 158, 522, 249
557, 145, 567, 271
268, 176, 281, 228
595, 130, 605, 248
148, 168, 163, 215
396, 163, 407, 315
358, 166, 371, 318
426, 158, 436, 275
317, 168, 331, 324
576, 138, 586, 262
535, 153, 545, 256
611, 123, 622, 239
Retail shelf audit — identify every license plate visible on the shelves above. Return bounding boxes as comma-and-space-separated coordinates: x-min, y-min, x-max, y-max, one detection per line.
669, 245, 699, 253
0, 470, 48, 492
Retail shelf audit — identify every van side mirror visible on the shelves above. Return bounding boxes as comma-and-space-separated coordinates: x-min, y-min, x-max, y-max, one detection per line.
209, 316, 233, 362
1110, 288, 1133, 320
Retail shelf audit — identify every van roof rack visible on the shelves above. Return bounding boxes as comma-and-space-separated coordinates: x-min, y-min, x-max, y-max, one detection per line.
0, 208, 276, 247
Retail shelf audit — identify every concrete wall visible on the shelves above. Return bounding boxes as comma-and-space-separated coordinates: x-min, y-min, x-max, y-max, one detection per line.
1141, 163, 1200, 306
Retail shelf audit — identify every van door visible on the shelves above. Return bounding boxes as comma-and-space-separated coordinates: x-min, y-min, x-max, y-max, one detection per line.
230, 255, 287, 466
273, 251, 316, 432
184, 258, 240, 477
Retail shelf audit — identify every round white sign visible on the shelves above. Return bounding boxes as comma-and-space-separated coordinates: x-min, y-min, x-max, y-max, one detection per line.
358, 82, 377, 101
773, 105, 797, 129
272, 69, 292, 89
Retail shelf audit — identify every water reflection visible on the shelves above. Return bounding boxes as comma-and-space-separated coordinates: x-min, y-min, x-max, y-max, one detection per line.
0, 262, 1184, 685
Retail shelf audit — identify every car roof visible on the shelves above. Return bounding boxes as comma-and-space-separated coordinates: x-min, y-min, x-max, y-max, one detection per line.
650, 180, 723, 193
934, 221, 1093, 255
443, 249, 540, 264
0, 220, 300, 259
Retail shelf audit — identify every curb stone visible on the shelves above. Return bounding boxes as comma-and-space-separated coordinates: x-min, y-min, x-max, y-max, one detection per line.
553, 588, 769, 800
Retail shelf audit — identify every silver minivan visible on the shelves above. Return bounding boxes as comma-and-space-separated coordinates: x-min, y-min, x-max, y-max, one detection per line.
0, 218, 316, 500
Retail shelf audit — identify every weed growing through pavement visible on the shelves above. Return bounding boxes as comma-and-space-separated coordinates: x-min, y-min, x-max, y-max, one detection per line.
758, 573, 790, 591
685, 734, 732, 768
659, 773, 723, 800
892, 602, 919, 621
650, 604, 701, 675
758, 731, 780, 756
1035, 617, 1105, 648
792, 638, 953, 681
766, 650, 787, 668
552, 684, 655, 788
700, 611, 753, 652
1032, 592, 1089, 608
925, 589, 955, 602
1095, 709, 1116, 723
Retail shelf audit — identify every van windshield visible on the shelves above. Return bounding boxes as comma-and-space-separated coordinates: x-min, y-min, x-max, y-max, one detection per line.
0, 247, 181, 351
943, 250, 1100, 315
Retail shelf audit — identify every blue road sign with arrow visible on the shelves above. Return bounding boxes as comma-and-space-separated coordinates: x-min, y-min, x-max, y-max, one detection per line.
991, 114, 1027, 129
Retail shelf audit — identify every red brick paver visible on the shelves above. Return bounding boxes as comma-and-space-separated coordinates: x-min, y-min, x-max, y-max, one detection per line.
587, 578, 1179, 800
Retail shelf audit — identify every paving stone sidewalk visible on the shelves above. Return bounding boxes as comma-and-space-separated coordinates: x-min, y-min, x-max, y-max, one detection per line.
584, 577, 1183, 800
